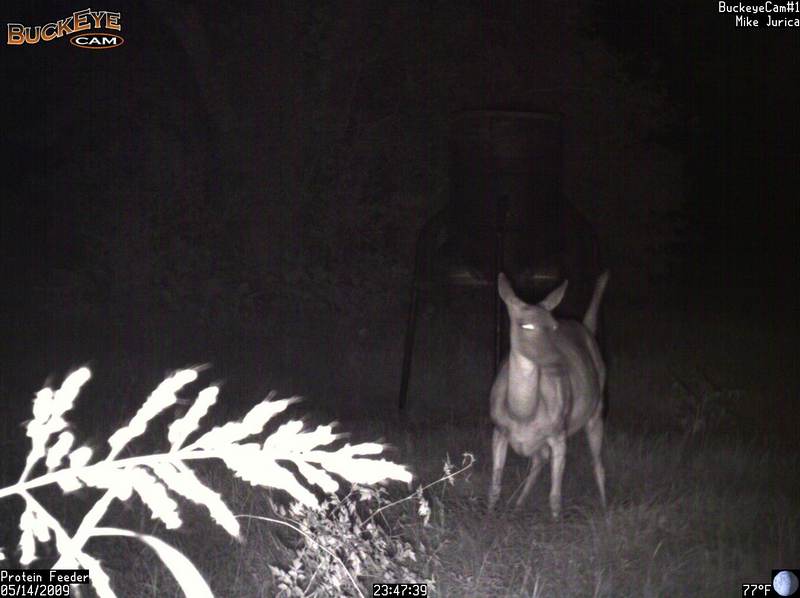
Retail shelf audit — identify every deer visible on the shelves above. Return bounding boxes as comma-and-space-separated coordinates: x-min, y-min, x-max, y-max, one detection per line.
488, 271, 609, 520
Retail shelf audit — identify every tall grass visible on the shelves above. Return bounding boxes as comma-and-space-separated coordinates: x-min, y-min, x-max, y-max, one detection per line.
384, 424, 798, 597
1, 300, 796, 596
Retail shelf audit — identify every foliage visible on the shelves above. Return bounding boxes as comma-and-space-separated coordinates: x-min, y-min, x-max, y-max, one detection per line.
0, 367, 412, 598
270, 486, 434, 597
266, 452, 474, 597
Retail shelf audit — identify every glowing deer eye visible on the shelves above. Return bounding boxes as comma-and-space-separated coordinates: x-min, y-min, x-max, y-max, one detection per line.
521, 323, 536, 330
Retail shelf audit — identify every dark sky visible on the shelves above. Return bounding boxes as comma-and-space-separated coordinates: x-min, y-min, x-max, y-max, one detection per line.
0, 0, 796, 436
1, 1, 798, 312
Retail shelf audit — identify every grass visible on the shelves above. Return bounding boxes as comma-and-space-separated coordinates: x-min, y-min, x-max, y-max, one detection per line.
1, 299, 797, 596
403, 426, 798, 597
5, 417, 794, 597
398, 297, 800, 596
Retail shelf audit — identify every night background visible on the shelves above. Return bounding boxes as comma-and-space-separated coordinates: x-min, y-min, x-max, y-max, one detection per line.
1, 2, 798, 596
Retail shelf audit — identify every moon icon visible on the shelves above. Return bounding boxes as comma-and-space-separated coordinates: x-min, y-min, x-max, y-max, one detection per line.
773, 570, 799, 597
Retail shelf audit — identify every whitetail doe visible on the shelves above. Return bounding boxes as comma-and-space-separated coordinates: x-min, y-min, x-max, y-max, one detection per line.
488, 271, 609, 519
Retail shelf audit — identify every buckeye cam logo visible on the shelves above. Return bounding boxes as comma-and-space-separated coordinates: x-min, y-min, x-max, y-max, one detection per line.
6, 8, 124, 49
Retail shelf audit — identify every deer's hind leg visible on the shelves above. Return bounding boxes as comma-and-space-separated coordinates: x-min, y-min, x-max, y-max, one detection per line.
585, 408, 607, 509
547, 434, 567, 520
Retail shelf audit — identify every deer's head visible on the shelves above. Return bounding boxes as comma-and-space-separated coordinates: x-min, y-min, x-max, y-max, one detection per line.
498, 273, 567, 365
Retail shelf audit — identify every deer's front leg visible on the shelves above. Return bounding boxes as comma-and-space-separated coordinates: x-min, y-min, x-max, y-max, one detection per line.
514, 445, 549, 510
488, 427, 509, 511
547, 433, 567, 520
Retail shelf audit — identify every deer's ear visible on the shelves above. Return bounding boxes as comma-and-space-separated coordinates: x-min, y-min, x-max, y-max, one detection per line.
540, 280, 568, 311
498, 273, 521, 307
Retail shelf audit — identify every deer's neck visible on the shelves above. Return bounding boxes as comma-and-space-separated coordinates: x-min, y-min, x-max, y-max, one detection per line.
506, 351, 541, 420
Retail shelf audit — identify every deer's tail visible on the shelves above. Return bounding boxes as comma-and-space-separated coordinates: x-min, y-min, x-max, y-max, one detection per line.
583, 271, 609, 336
